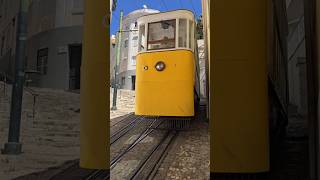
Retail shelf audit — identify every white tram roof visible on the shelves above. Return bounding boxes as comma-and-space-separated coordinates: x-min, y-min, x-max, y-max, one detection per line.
137, 9, 195, 24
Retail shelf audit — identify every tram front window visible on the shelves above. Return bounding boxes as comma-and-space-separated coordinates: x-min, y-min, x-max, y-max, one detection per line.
147, 19, 176, 50
138, 24, 145, 52
179, 19, 187, 48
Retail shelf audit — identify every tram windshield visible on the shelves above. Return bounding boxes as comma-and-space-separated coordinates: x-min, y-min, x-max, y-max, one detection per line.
147, 19, 176, 50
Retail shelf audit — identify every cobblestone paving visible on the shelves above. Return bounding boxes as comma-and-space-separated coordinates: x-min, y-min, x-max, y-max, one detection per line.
0, 85, 80, 180
110, 89, 135, 120
110, 90, 210, 179
154, 111, 210, 180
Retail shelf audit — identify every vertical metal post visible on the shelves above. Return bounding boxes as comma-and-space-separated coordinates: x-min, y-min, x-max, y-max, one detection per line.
2, 0, 28, 155
111, 10, 123, 111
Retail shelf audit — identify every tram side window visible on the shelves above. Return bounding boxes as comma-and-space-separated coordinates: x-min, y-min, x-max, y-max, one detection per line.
138, 24, 145, 52
178, 19, 187, 48
189, 20, 194, 49
148, 20, 176, 50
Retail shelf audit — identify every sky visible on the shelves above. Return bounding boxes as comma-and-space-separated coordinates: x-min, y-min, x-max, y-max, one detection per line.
110, 0, 202, 35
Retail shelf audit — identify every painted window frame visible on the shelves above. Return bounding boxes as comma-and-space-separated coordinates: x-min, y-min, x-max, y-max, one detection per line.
36, 48, 49, 75
147, 19, 176, 51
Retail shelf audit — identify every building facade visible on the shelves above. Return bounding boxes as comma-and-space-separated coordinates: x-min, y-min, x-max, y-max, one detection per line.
0, 0, 84, 89
286, 0, 307, 116
26, 0, 84, 89
197, 39, 206, 98
0, 0, 20, 80
114, 8, 159, 90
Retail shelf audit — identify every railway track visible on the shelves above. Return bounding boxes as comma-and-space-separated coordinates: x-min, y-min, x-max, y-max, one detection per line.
111, 113, 134, 127
48, 161, 109, 180
110, 117, 162, 168
77, 116, 161, 180
110, 115, 145, 145
129, 130, 178, 180
43, 115, 180, 180
110, 117, 180, 180
84, 169, 110, 180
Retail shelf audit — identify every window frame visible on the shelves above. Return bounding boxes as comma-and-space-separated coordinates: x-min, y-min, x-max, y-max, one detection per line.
147, 19, 177, 51
138, 16, 195, 54
131, 56, 136, 65
138, 24, 146, 52
188, 20, 194, 50
132, 36, 138, 47
178, 18, 188, 48
36, 48, 49, 75
0, 36, 4, 56
124, 39, 128, 48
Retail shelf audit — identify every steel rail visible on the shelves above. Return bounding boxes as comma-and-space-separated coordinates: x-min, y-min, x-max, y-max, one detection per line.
130, 130, 178, 180
110, 115, 144, 145
110, 117, 162, 169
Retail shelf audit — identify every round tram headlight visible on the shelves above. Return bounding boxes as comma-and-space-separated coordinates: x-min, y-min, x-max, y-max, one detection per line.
155, 61, 166, 71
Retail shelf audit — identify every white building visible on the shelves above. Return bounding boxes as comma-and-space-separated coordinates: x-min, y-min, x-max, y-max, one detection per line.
115, 7, 159, 90
197, 39, 206, 98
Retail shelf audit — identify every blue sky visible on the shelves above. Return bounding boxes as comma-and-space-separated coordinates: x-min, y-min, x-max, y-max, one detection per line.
110, 0, 202, 35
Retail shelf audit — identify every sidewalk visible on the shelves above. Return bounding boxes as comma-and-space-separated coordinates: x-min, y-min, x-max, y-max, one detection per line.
110, 88, 135, 119
0, 85, 80, 180
0, 86, 135, 179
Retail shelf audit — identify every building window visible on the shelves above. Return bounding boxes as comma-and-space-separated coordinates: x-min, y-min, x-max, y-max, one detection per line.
124, 39, 128, 48
178, 19, 187, 48
189, 20, 194, 49
148, 19, 176, 50
0, 36, 4, 56
134, 21, 137, 28
37, 48, 49, 75
138, 24, 145, 52
5, 28, 10, 50
131, 56, 136, 65
132, 36, 138, 47
121, 77, 125, 85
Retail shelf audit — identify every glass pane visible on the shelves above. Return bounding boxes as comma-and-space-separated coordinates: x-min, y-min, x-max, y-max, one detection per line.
131, 56, 136, 65
138, 24, 145, 52
124, 40, 128, 48
179, 19, 187, 47
132, 36, 138, 47
148, 19, 176, 50
189, 20, 193, 49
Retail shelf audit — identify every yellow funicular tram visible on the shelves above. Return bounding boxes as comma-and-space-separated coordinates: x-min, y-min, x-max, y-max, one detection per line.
135, 9, 200, 118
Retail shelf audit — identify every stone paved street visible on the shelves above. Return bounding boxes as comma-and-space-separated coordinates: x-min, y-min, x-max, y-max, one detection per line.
0, 85, 80, 180
0, 86, 135, 180
110, 88, 135, 120
110, 89, 210, 179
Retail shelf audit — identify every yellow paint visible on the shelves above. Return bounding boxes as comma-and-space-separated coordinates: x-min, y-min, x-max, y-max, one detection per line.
80, 0, 108, 169
135, 50, 195, 116
211, 0, 269, 173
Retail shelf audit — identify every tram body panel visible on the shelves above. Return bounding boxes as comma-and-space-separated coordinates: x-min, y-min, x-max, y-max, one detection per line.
135, 50, 195, 116
135, 10, 198, 117
211, 0, 269, 173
